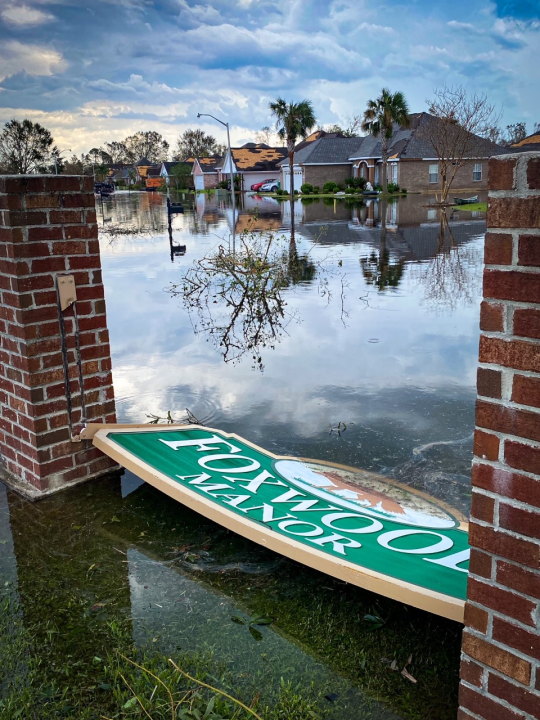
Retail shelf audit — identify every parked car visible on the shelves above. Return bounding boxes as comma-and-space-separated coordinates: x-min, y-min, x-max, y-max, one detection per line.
251, 178, 278, 191
258, 181, 279, 192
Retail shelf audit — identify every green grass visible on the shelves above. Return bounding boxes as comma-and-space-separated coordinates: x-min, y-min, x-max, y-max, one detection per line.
451, 203, 487, 212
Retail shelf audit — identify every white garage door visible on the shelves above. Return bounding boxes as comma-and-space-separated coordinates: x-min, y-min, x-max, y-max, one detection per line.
194, 175, 205, 191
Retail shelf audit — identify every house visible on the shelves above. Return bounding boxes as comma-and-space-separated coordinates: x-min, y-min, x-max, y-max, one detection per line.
217, 143, 287, 191
135, 157, 155, 183
348, 113, 505, 192
160, 160, 194, 188
280, 136, 363, 191
191, 155, 223, 190
107, 164, 136, 186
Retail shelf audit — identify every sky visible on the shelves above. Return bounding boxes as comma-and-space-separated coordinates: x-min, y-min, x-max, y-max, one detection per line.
0, 0, 538, 156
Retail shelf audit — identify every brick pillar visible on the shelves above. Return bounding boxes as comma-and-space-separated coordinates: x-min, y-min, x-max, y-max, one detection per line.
459, 152, 540, 719
0, 175, 119, 495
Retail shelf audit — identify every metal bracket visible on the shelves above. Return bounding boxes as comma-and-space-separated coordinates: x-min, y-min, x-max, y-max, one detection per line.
57, 274, 77, 311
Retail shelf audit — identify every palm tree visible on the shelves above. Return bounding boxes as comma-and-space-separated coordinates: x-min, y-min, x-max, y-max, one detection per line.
361, 89, 410, 195
269, 98, 316, 241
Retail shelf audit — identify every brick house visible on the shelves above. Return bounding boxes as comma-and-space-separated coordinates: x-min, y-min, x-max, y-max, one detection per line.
349, 112, 505, 193
191, 155, 223, 191
217, 143, 287, 191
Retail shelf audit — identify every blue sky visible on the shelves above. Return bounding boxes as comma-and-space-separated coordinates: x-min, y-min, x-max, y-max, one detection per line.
0, 0, 538, 154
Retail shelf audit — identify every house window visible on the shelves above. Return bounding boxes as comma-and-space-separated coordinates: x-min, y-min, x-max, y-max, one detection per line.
429, 163, 438, 184
391, 164, 398, 183
360, 164, 365, 179
473, 162, 482, 181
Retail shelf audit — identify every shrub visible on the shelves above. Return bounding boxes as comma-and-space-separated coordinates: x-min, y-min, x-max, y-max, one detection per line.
300, 183, 313, 194
401, 187, 408, 194
387, 182, 400, 194
345, 176, 367, 190
345, 187, 355, 194
374, 183, 383, 192
313, 186, 320, 194
218, 180, 229, 189
323, 181, 339, 194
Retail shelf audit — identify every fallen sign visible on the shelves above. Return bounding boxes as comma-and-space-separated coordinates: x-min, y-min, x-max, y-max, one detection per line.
82, 423, 470, 622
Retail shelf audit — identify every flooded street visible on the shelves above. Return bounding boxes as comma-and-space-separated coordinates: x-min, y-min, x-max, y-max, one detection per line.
1, 190, 486, 720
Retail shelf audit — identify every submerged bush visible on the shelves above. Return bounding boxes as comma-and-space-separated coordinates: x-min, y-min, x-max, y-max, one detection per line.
300, 183, 313, 194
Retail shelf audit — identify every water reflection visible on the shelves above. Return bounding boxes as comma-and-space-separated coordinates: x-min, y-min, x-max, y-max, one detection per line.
97, 191, 484, 517
170, 230, 317, 370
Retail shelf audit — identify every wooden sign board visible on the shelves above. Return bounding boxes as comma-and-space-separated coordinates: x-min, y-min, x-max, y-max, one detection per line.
84, 424, 470, 622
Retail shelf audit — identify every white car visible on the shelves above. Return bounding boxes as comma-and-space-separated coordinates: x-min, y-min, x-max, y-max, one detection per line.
259, 181, 279, 192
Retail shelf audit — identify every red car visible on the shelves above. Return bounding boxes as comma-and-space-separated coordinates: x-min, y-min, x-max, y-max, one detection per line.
251, 178, 277, 191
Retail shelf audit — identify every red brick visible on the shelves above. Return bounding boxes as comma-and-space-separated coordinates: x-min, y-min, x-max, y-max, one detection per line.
484, 232, 513, 265
27, 226, 63, 242
0, 194, 22, 210
497, 560, 540, 599
476, 399, 540, 443
518, 234, 540, 267
81, 176, 94, 192
499, 502, 540, 541
11, 242, 51, 260
527, 157, 540, 190
17, 274, 54, 293
488, 197, 540, 229
488, 158, 516, 191
51, 241, 88, 255
474, 429, 500, 461
460, 658, 484, 688
463, 602, 489, 634
39, 456, 74, 475
493, 616, 540, 661
43, 176, 80, 192
24, 193, 60, 209
505, 440, 540, 475
513, 308, 540, 340
460, 683, 524, 720
512, 374, 540, 409
470, 492, 494, 525
9, 211, 48, 226
60, 192, 95, 208
1, 176, 44, 193
480, 301, 504, 332
462, 633, 531, 685
484, 269, 540, 304
479, 336, 540, 373
64, 224, 97, 240
68, 254, 101, 270
77, 285, 104, 301
468, 577, 536, 626
49, 209, 82, 224
489, 673, 540, 716
469, 522, 540, 569
472, 463, 540, 508
31, 257, 66, 274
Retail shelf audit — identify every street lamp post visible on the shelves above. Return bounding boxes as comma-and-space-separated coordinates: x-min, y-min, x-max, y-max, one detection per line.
197, 113, 236, 248
53, 149, 72, 175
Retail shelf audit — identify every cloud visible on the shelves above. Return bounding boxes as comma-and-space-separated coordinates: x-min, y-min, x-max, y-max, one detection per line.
0, 41, 66, 81
1, 3, 54, 26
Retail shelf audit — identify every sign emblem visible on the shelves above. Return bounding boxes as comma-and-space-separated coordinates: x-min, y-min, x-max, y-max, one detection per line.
87, 424, 470, 621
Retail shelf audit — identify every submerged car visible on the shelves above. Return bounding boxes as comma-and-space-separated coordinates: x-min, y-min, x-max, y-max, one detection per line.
258, 181, 279, 192
251, 178, 278, 191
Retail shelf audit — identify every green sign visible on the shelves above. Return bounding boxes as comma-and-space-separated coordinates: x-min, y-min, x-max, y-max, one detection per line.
95, 426, 470, 620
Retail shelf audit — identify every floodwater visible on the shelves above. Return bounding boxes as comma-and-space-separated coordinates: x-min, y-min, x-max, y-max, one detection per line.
0, 189, 486, 719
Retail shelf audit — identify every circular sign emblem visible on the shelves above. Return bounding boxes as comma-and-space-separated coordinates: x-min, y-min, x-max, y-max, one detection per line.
274, 460, 458, 530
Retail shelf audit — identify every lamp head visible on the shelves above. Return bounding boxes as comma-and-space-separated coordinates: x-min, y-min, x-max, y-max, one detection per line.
197, 113, 201, 118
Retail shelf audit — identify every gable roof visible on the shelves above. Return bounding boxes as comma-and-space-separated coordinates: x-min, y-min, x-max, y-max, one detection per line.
136, 157, 153, 166
280, 137, 363, 166
162, 160, 193, 173
349, 113, 506, 161
219, 146, 287, 172
195, 155, 223, 173
294, 129, 348, 153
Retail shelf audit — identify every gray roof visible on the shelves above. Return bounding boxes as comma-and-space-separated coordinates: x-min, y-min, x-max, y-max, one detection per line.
162, 161, 193, 173
349, 113, 506, 160
280, 137, 364, 167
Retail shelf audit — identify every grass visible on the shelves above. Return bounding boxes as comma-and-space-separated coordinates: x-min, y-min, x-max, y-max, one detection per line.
451, 203, 487, 212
